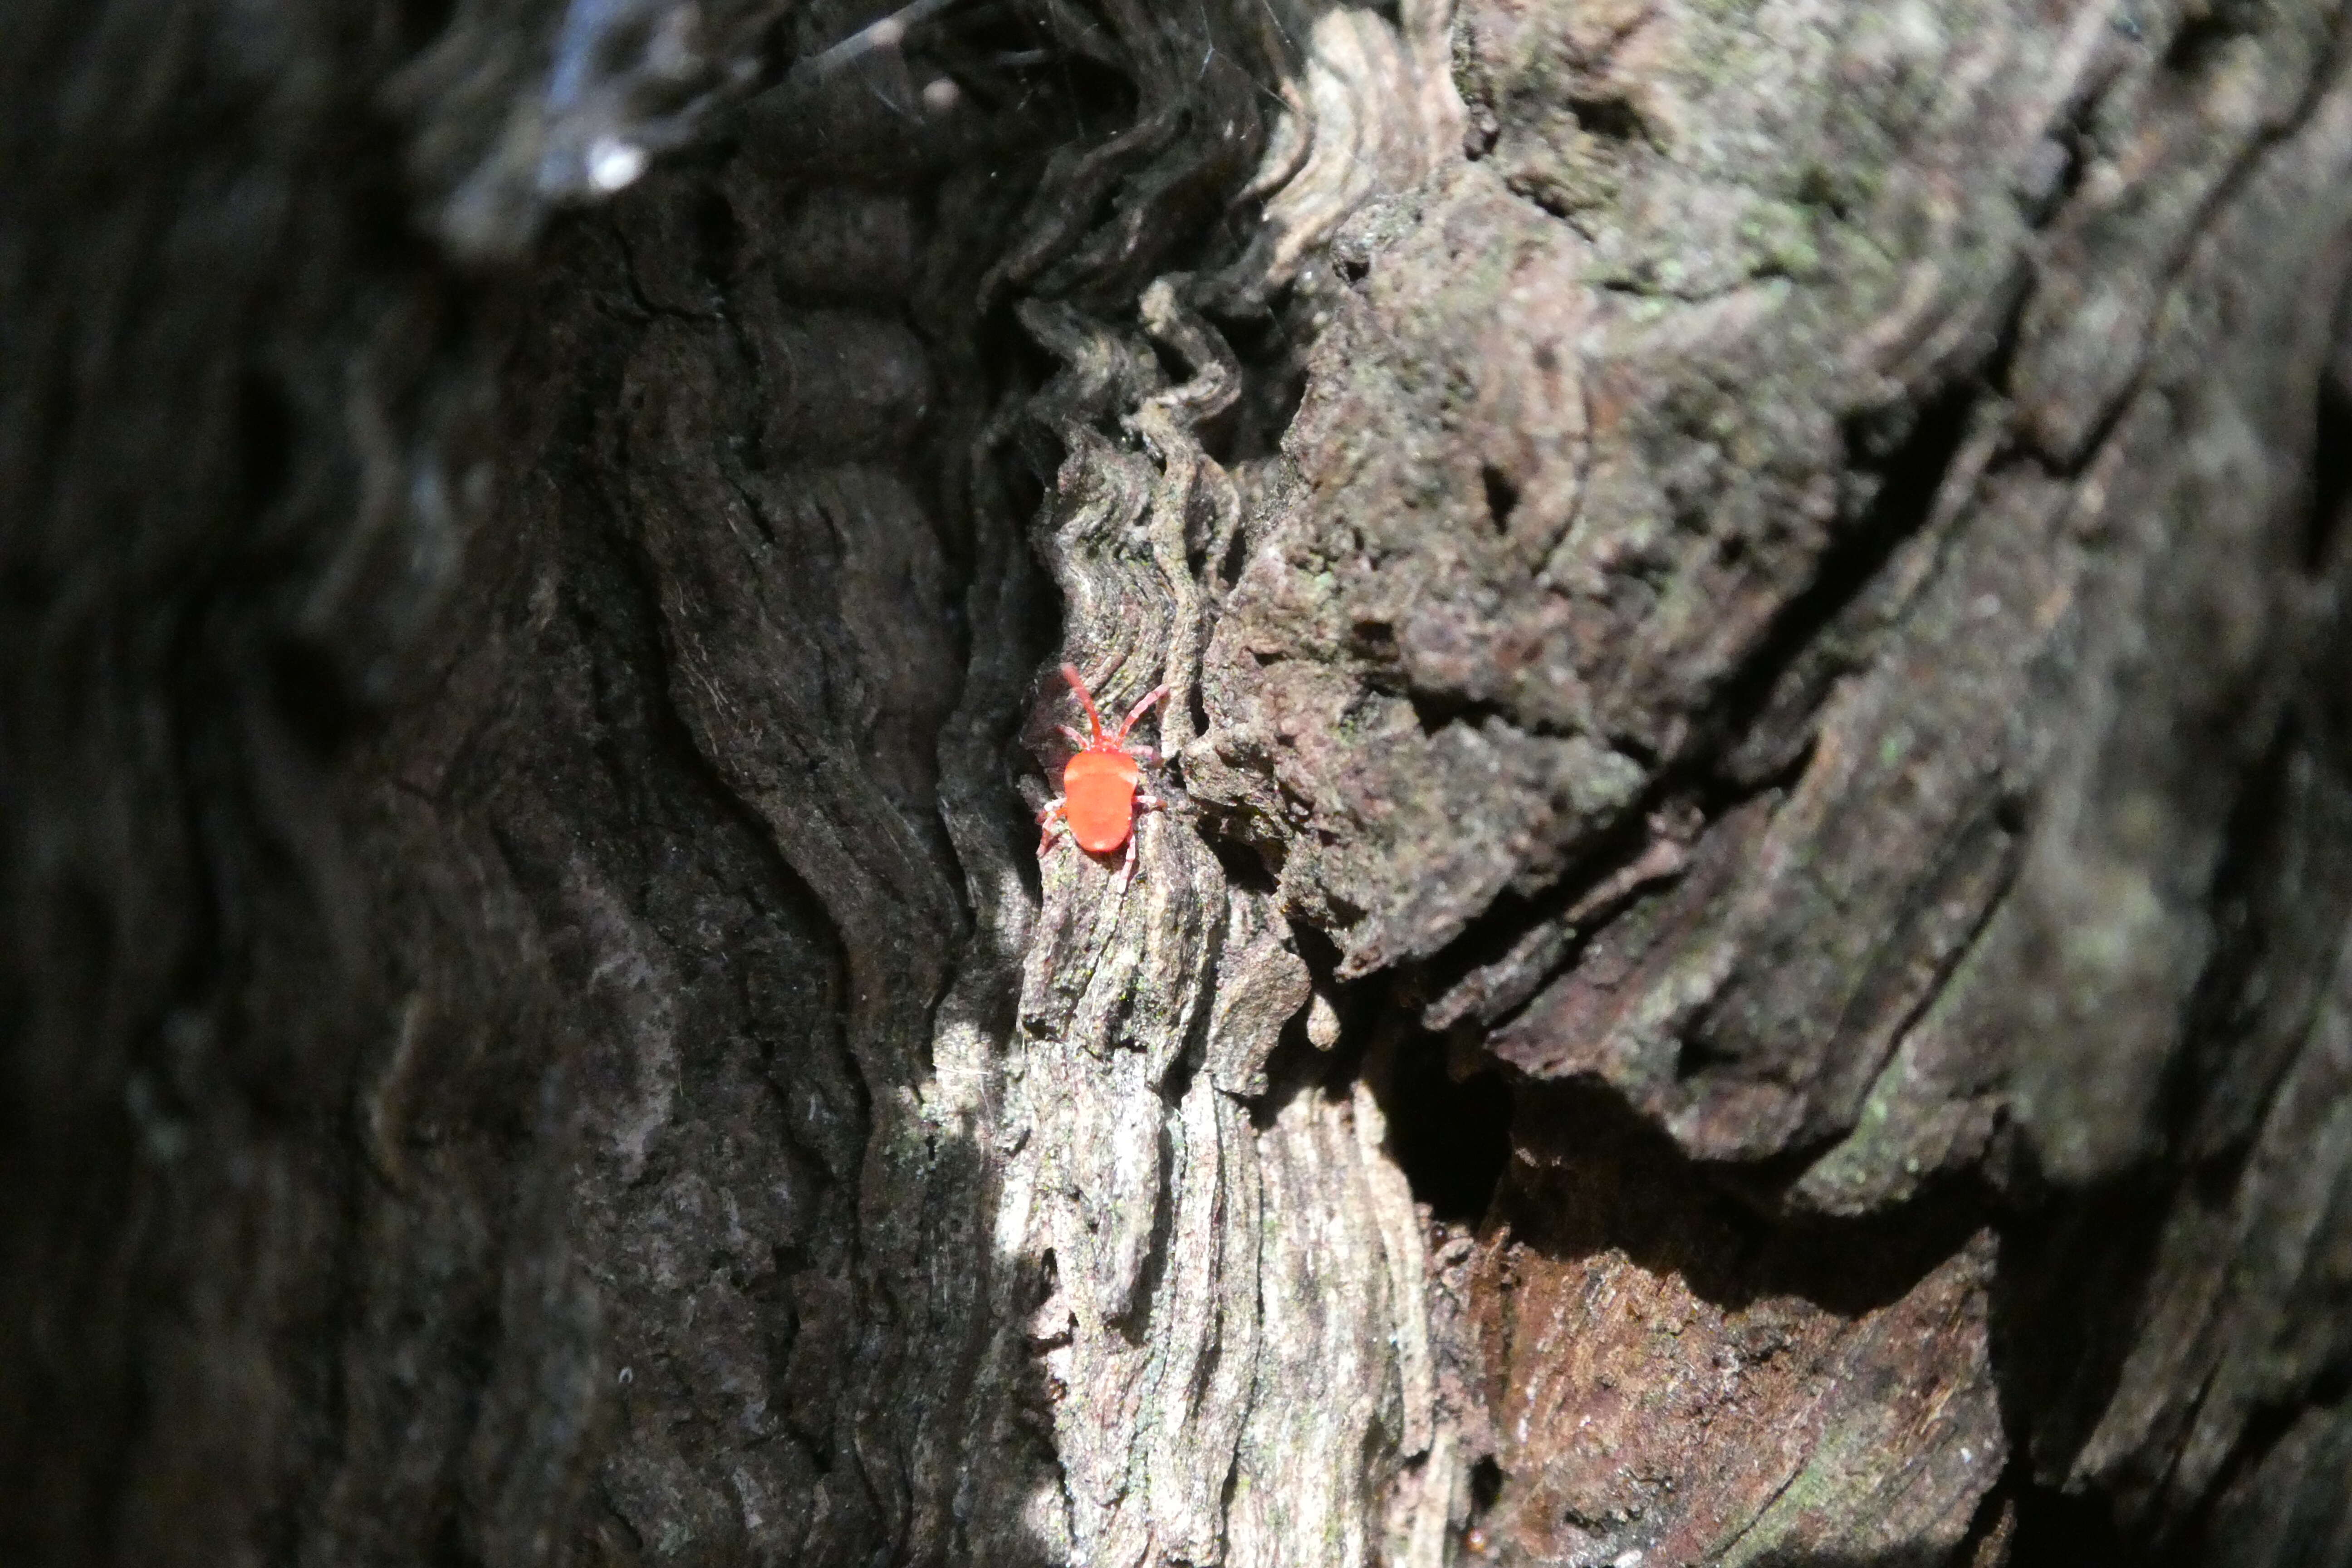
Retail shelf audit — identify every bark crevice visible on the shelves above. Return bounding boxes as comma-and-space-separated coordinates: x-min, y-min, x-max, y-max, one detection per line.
13, 0, 2352, 1564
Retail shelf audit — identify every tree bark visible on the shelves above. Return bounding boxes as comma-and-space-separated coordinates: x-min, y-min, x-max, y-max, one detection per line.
5, 1, 2350, 1567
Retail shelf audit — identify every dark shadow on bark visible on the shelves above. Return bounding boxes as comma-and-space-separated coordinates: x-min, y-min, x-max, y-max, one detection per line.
1383, 1031, 1513, 1226
1496, 1081, 1986, 1322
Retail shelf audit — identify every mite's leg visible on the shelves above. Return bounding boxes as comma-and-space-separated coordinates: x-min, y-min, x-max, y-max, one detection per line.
1061, 664, 1108, 745
1112, 684, 1171, 744
1118, 797, 1167, 888
1036, 798, 1068, 856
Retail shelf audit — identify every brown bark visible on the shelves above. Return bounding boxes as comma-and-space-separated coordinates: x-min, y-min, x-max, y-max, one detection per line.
5, 1, 2350, 1567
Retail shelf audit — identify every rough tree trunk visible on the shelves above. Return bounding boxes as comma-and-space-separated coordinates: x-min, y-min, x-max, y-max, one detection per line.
5, 1, 2350, 1566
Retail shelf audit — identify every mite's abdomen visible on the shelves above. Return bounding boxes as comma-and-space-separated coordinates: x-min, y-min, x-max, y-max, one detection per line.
1062, 750, 1140, 853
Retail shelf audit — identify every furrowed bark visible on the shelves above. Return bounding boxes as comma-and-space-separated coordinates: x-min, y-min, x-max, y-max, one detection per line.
6, 0, 2351, 1566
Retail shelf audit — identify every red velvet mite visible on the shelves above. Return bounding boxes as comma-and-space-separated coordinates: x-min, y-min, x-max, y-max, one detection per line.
1037, 663, 1169, 875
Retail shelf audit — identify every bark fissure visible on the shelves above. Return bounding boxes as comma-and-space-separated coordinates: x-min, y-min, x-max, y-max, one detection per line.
14, 0, 2352, 1564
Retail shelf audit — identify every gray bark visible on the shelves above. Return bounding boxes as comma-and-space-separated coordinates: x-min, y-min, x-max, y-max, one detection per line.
5, 1, 2350, 1567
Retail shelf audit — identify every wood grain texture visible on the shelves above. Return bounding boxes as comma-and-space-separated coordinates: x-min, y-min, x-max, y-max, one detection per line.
1193, 0, 2352, 1555
7, 0, 2352, 1563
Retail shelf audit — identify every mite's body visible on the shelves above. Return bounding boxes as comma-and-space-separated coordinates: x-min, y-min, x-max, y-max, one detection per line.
1037, 664, 1168, 873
